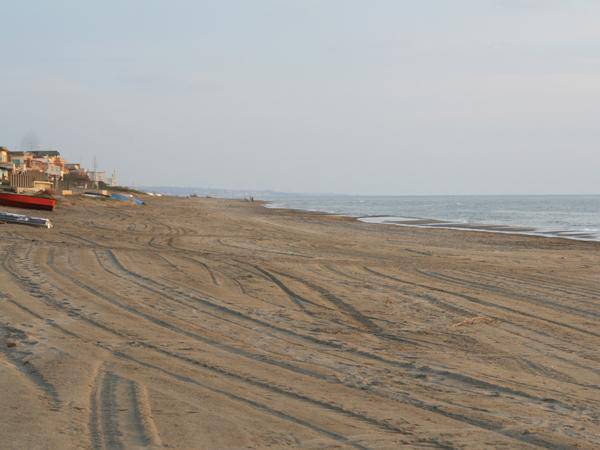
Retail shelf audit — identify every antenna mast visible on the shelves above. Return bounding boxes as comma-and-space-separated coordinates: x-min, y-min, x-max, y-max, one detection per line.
92, 156, 98, 189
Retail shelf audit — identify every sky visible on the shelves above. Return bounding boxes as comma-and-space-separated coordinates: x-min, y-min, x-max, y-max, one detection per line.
1, 0, 599, 195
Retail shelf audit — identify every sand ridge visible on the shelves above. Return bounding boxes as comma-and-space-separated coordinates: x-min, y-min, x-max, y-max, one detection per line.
0, 195, 599, 449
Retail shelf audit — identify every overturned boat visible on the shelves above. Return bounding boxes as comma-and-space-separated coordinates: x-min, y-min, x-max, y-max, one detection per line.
0, 211, 53, 228
84, 190, 111, 198
0, 191, 56, 211
111, 193, 145, 205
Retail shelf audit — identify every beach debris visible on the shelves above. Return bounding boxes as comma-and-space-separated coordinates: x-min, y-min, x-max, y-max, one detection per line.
0, 211, 53, 228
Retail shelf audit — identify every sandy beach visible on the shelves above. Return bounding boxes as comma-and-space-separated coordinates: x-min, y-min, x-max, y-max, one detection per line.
0, 195, 598, 449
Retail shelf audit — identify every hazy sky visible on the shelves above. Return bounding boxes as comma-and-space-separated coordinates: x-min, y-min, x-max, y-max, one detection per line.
1, 1, 599, 194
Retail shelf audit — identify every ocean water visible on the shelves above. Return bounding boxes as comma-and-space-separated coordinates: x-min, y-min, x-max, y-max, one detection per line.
146, 187, 600, 242
261, 194, 600, 241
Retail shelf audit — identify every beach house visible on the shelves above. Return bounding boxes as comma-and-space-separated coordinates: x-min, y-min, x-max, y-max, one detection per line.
0, 147, 9, 163
0, 147, 100, 193
30, 150, 60, 158
0, 147, 13, 183
8, 151, 31, 169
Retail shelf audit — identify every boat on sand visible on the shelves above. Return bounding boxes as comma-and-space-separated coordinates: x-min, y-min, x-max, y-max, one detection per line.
0, 191, 57, 211
0, 211, 53, 228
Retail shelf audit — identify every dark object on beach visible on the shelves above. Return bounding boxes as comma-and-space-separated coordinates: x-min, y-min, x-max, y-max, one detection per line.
111, 193, 145, 205
0, 191, 56, 211
84, 191, 111, 198
0, 211, 53, 228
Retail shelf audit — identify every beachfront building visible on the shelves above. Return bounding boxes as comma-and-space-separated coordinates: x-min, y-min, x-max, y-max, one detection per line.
0, 147, 9, 163
63, 170, 92, 190
109, 169, 117, 187
30, 150, 60, 159
0, 146, 104, 193
5, 150, 64, 178
0, 148, 61, 192
87, 170, 107, 185
0, 163, 13, 183
46, 155, 65, 177
8, 151, 30, 168
8, 150, 62, 171
30, 157, 47, 172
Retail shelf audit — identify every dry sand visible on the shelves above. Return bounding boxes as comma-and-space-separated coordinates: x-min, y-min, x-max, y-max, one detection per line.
0, 195, 598, 449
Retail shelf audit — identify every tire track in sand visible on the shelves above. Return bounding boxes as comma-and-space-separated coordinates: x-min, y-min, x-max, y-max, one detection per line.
364, 267, 600, 338
92, 248, 582, 449
3, 243, 581, 449
89, 368, 161, 450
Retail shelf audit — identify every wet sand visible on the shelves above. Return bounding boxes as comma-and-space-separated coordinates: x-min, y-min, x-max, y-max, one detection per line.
1, 195, 599, 449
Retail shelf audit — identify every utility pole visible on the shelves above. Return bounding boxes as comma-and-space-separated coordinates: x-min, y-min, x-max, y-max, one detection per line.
92, 156, 98, 189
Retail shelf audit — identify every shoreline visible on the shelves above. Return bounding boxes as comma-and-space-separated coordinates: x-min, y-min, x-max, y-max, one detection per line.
263, 200, 600, 243
358, 216, 600, 242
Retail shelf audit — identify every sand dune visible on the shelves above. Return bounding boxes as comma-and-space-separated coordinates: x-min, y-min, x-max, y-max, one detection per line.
1, 196, 598, 449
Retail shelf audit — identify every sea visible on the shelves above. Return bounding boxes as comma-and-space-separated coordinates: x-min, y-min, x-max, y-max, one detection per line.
146, 187, 600, 242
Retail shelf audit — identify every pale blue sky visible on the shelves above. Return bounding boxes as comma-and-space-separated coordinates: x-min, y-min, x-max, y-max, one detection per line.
1, 1, 599, 194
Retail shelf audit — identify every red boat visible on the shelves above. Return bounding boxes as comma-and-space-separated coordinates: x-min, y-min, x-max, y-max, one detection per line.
0, 192, 56, 211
